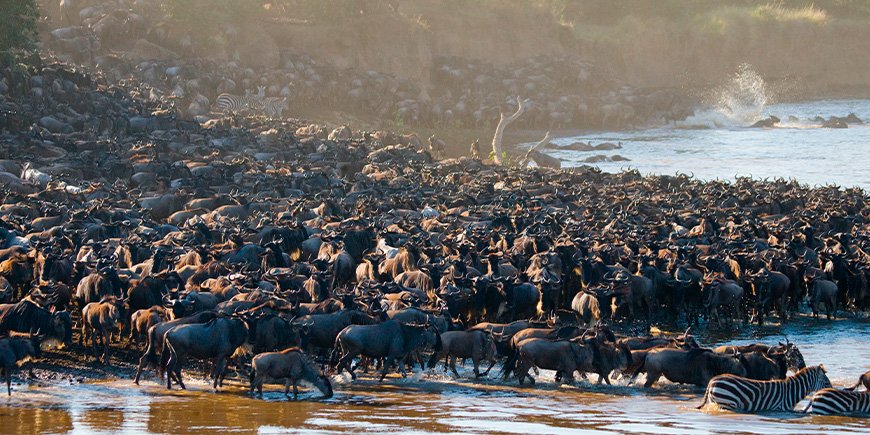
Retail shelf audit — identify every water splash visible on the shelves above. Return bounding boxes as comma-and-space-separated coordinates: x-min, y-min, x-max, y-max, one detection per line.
682, 64, 770, 128
714, 63, 769, 124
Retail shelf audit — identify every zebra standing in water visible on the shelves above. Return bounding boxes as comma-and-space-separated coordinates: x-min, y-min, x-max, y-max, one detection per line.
214, 86, 265, 114
697, 365, 831, 412
804, 388, 870, 415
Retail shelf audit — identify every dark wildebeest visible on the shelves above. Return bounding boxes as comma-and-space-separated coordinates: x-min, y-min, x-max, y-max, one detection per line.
514, 337, 592, 385
133, 310, 218, 384
249, 347, 333, 400
630, 348, 746, 387
333, 320, 441, 381
252, 314, 308, 353
713, 340, 807, 374
0, 298, 72, 347
807, 277, 838, 320
736, 351, 787, 380
295, 309, 376, 351
163, 316, 251, 390
426, 329, 497, 377
0, 334, 41, 395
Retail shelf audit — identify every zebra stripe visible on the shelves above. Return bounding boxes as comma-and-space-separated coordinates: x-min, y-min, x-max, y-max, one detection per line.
213, 86, 265, 113
699, 365, 831, 412
806, 388, 870, 415
260, 97, 288, 118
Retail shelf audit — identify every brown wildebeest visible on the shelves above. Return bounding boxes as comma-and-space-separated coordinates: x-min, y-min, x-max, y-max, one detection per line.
81, 296, 126, 363
845, 370, 870, 391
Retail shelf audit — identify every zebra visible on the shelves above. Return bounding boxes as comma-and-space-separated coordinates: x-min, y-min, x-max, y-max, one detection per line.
697, 365, 831, 412
214, 85, 265, 114
804, 388, 870, 415
259, 97, 288, 118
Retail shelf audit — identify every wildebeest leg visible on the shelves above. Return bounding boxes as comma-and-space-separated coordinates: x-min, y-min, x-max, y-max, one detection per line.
482, 358, 495, 376
643, 370, 661, 388
598, 371, 611, 385
398, 356, 409, 378
292, 379, 299, 400
4, 368, 10, 396
212, 357, 227, 390
449, 356, 460, 377
472, 357, 482, 378
283, 379, 291, 397
379, 356, 394, 381
102, 330, 111, 364
336, 352, 357, 380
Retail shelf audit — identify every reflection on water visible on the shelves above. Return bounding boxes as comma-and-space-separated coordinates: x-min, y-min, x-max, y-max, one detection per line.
2, 317, 868, 434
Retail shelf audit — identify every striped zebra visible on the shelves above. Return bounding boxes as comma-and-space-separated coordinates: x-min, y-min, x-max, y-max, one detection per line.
697, 365, 831, 412
214, 85, 265, 113
260, 97, 288, 118
804, 388, 870, 415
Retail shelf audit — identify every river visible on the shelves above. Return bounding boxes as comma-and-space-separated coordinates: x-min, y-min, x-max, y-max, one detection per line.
539, 72, 870, 190
2, 316, 868, 434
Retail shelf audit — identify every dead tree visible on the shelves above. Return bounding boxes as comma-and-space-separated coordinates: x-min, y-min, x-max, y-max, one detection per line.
491, 96, 529, 165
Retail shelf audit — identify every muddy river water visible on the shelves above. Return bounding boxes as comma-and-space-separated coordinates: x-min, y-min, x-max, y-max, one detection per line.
2, 317, 868, 434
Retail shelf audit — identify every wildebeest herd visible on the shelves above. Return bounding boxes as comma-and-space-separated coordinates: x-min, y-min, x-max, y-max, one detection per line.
0, 58, 869, 416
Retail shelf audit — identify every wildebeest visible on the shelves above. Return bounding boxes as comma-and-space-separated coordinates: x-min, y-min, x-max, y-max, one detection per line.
333, 320, 441, 380
426, 329, 497, 377
630, 348, 746, 387
845, 370, 870, 391
0, 334, 41, 395
129, 305, 169, 348
0, 298, 72, 347
133, 310, 218, 385
514, 337, 591, 385
163, 315, 251, 389
81, 296, 126, 363
249, 347, 333, 400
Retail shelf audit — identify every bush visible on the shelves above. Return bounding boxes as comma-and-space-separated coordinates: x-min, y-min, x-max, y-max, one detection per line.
0, 0, 39, 64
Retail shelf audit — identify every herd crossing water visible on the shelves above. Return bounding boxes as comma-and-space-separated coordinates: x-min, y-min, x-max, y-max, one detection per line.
1, 316, 868, 434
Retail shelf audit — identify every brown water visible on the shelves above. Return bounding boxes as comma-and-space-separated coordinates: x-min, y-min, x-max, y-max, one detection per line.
2, 317, 868, 435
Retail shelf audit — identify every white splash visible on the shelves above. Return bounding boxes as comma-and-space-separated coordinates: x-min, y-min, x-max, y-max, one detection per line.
682, 64, 771, 128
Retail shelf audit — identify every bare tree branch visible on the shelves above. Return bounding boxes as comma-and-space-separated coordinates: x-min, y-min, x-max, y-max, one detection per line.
491, 96, 528, 165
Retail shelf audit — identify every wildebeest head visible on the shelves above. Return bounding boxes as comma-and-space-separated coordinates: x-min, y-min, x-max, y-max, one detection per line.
51, 310, 73, 347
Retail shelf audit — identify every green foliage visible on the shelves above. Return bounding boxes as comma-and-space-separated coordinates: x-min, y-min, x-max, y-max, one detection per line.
0, 0, 39, 64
